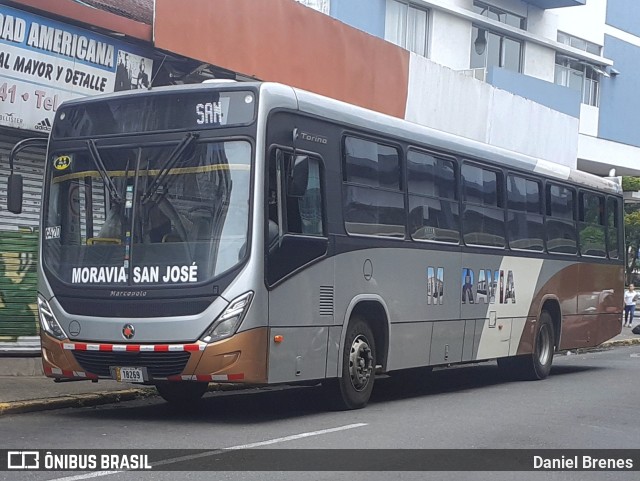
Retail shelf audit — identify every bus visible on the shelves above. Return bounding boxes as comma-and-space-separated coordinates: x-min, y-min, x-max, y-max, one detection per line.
7, 82, 624, 410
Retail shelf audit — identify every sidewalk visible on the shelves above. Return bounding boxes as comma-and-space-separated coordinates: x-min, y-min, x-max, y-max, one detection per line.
1, 330, 639, 416
0, 355, 156, 415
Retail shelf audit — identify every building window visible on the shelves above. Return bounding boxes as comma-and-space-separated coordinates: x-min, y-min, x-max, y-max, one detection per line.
470, 2, 524, 74
471, 27, 522, 73
473, 1, 526, 29
385, 0, 429, 57
554, 33, 603, 107
557, 31, 601, 55
554, 56, 600, 106
295, 0, 330, 14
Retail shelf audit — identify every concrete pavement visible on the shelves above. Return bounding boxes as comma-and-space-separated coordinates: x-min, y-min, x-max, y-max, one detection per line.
1, 328, 639, 416
0, 360, 155, 415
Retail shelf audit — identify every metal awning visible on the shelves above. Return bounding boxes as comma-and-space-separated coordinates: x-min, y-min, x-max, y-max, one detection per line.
523, 0, 585, 9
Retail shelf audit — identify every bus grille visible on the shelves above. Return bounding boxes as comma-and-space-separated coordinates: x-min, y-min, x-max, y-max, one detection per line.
56, 296, 213, 318
72, 351, 191, 378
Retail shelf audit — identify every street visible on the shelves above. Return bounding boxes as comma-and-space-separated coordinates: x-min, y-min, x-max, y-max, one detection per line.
1, 344, 639, 481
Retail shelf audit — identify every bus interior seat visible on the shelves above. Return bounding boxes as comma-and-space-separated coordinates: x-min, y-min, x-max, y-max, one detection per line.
268, 219, 279, 245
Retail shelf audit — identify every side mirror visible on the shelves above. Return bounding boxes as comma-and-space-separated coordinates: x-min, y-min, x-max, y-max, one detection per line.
288, 155, 309, 197
7, 137, 47, 215
7, 174, 23, 214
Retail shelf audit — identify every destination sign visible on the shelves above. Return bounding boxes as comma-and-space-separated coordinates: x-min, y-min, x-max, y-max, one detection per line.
52, 89, 256, 138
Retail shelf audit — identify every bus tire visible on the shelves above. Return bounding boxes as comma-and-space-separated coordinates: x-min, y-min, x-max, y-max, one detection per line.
155, 382, 209, 405
324, 317, 376, 410
498, 310, 555, 380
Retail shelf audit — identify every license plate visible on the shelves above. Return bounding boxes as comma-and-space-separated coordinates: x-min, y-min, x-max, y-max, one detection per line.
112, 366, 146, 383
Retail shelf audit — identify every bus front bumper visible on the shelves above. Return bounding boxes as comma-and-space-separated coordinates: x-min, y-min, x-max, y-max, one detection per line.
40, 327, 269, 384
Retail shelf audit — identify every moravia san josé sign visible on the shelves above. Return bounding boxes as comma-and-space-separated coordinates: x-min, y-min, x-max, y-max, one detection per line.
0, 5, 154, 132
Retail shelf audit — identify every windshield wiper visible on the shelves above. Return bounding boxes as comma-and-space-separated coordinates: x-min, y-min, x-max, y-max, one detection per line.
140, 132, 199, 205
86, 139, 123, 205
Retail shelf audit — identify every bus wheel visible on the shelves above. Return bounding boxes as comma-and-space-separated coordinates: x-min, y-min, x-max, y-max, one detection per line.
155, 382, 209, 405
324, 317, 376, 410
498, 310, 555, 380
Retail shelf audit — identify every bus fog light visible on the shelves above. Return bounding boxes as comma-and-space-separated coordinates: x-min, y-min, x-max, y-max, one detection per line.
201, 292, 253, 343
37, 295, 67, 340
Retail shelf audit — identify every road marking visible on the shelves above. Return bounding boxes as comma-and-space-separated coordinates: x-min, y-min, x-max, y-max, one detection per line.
50, 423, 368, 480
222, 423, 369, 450
51, 473, 121, 481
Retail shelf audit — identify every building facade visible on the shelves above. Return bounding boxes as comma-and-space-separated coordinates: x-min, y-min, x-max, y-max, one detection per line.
0, 0, 157, 351
322, 0, 640, 176
553, 0, 640, 175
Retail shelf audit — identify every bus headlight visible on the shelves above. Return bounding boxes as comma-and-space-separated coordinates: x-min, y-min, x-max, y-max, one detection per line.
201, 292, 254, 344
37, 295, 67, 340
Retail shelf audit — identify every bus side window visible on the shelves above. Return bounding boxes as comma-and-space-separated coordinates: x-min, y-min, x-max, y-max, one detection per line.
578, 191, 606, 257
607, 197, 620, 259
546, 183, 577, 255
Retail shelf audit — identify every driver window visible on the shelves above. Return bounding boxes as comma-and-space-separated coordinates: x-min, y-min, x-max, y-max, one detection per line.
268, 150, 325, 240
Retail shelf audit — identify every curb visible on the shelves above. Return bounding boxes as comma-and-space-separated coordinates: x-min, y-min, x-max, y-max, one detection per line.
0, 383, 250, 416
0, 388, 154, 416
600, 338, 640, 348
565, 337, 640, 355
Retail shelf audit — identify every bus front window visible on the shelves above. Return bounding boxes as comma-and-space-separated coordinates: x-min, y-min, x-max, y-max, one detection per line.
43, 140, 252, 287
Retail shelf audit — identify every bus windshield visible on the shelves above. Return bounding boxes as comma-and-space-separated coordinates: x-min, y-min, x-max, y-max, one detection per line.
43, 139, 251, 287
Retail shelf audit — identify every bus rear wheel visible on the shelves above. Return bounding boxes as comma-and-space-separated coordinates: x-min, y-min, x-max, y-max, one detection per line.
324, 317, 376, 410
155, 382, 209, 405
498, 310, 555, 380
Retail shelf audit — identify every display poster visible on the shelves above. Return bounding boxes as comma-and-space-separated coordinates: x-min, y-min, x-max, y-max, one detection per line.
0, 4, 154, 132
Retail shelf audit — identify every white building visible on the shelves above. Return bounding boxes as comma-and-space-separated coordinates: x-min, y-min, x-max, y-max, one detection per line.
310, 0, 640, 176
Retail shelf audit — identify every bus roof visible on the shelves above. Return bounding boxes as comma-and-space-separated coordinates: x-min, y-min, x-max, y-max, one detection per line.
266, 83, 620, 195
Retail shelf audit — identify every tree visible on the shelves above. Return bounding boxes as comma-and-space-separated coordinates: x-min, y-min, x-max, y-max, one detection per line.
623, 177, 640, 284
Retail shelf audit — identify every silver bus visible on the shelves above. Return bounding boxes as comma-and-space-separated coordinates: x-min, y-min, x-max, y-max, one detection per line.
7, 82, 624, 409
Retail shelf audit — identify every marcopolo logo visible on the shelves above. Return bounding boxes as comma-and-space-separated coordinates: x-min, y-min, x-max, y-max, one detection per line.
122, 324, 135, 340
35, 118, 52, 131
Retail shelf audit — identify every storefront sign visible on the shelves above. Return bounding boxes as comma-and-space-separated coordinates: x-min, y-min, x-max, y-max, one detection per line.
0, 5, 154, 132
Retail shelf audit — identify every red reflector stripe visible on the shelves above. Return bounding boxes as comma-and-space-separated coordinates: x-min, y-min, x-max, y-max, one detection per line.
62, 343, 202, 352
227, 373, 244, 381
